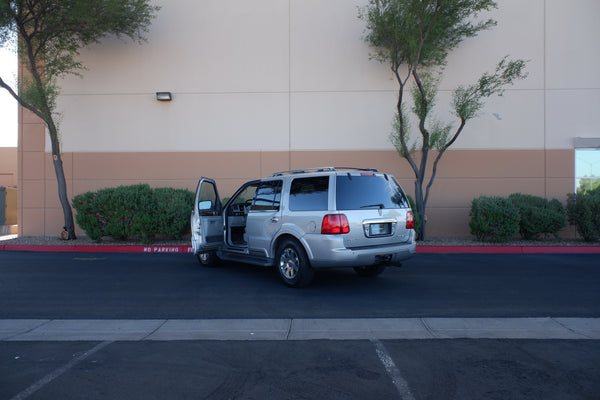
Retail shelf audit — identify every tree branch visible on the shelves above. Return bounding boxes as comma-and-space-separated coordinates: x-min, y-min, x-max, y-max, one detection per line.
0, 75, 48, 124
392, 66, 419, 176
424, 118, 466, 206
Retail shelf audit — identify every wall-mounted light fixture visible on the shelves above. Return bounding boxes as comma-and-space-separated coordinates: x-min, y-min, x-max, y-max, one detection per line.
156, 91, 172, 101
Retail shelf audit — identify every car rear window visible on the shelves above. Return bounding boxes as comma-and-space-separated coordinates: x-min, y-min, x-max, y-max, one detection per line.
336, 175, 409, 210
289, 176, 329, 211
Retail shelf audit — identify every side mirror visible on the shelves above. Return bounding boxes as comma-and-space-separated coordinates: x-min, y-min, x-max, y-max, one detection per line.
198, 200, 213, 210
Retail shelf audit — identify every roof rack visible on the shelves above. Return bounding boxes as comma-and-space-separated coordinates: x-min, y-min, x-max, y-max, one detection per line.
270, 167, 379, 177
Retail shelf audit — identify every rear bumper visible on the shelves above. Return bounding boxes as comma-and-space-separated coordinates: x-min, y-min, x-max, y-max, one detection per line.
304, 233, 416, 268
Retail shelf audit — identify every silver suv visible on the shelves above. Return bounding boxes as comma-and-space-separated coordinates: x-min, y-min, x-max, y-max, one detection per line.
191, 167, 416, 287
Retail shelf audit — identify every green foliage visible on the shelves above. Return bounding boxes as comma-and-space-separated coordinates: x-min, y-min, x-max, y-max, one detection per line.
406, 194, 422, 238
2, 0, 160, 77
453, 57, 528, 121
71, 191, 103, 241
1, 0, 160, 137
469, 196, 520, 242
359, 0, 498, 68
389, 105, 414, 158
566, 188, 600, 242
72, 184, 194, 244
577, 178, 600, 194
508, 193, 566, 240
153, 188, 196, 239
411, 74, 439, 121
18, 77, 59, 116
360, 0, 528, 241
1, 0, 159, 239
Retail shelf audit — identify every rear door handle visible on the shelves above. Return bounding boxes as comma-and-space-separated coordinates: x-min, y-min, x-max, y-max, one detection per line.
271, 217, 279, 222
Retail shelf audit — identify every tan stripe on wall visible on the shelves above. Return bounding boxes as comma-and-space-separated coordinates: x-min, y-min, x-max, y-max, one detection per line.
19, 149, 574, 237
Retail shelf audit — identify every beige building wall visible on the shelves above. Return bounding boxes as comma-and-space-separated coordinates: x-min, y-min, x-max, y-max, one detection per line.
18, 0, 599, 237
0, 147, 17, 188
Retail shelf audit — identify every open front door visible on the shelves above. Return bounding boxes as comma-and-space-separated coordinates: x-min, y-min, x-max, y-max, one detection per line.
191, 177, 223, 254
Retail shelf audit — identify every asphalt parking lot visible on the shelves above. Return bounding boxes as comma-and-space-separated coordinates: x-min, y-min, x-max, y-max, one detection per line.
2, 339, 599, 400
1, 251, 599, 399
1, 252, 599, 319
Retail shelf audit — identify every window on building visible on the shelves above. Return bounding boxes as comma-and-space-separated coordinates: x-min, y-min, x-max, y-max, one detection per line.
575, 148, 600, 193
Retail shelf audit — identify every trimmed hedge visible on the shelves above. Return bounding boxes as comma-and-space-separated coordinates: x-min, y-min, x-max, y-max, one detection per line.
72, 184, 194, 243
469, 196, 520, 243
567, 187, 600, 242
508, 193, 566, 240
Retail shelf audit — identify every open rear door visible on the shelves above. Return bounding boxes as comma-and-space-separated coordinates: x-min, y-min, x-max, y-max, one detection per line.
191, 177, 223, 254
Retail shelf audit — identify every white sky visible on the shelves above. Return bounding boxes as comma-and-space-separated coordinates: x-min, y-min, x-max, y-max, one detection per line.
0, 46, 18, 147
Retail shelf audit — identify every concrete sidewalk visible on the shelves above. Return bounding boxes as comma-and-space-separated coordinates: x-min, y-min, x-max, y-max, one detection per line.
2, 318, 599, 341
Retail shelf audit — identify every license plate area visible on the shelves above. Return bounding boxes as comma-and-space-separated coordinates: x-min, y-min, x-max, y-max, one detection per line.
363, 220, 396, 237
370, 223, 391, 236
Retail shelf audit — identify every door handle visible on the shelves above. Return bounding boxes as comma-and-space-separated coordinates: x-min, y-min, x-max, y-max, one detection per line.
271, 217, 279, 222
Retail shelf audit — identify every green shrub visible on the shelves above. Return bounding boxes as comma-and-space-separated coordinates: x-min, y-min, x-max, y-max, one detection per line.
406, 194, 422, 239
72, 184, 194, 243
71, 191, 104, 241
469, 196, 520, 242
508, 193, 567, 240
153, 187, 195, 239
566, 187, 600, 242
104, 184, 154, 240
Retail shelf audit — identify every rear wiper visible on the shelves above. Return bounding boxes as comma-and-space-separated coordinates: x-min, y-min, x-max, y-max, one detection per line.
360, 203, 384, 209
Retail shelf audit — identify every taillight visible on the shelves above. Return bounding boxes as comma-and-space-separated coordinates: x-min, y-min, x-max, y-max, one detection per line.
321, 214, 350, 234
406, 210, 414, 229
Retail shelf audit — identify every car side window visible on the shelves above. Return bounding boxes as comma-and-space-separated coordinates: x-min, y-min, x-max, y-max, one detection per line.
226, 183, 259, 216
289, 176, 329, 211
231, 184, 258, 207
252, 180, 282, 211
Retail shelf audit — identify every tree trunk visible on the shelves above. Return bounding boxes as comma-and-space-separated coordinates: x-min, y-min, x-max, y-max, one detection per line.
52, 152, 77, 239
414, 178, 427, 241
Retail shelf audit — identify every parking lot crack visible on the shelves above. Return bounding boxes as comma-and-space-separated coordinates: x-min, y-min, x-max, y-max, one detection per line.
141, 319, 168, 341
285, 319, 293, 340
419, 318, 440, 339
4, 319, 53, 341
549, 317, 592, 339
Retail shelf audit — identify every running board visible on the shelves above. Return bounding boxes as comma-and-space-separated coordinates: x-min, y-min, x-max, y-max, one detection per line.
218, 252, 274, 267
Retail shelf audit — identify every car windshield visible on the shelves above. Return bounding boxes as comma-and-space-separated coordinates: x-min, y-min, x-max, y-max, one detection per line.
336, 175, 409, 210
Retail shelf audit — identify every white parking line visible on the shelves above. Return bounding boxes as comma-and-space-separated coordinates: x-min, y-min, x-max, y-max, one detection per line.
9, 341, 113, 400
371, 339, 415, 400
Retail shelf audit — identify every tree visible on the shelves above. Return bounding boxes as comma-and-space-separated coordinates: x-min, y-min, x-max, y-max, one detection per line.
0, 0, 159, 239
577, 178, 600, 194
360, 0, 527, 240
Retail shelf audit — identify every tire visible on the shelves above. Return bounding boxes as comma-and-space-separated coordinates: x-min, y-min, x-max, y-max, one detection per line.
276, 239, 314, 287
196, 251, 219, 267
353, 265, 386, 277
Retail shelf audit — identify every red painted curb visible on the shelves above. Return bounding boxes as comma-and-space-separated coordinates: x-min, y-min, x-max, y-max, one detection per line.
520, 246, 600, 254
1, 244, 598, 254
0, 244, 194, 253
